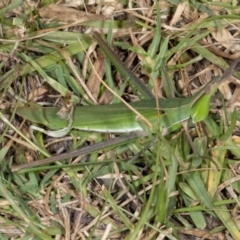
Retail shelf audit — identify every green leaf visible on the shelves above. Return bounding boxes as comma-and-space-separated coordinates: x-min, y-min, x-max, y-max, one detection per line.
220, 108, 237, 142
183, 172, 213, 209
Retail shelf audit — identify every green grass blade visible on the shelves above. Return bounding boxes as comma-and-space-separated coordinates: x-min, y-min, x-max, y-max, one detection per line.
93, 31, 154, 99
183, 172, 213, 210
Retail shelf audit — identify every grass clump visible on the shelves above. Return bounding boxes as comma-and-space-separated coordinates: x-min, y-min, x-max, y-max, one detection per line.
0, 1, 240, 239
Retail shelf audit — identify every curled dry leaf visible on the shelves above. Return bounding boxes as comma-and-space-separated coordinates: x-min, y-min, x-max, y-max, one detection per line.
27, 86, 49, 102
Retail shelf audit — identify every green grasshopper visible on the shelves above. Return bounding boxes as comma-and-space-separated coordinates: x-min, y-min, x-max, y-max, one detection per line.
13, 90, 214, 134
11, 33, 240, 171
15, 32, 240, 136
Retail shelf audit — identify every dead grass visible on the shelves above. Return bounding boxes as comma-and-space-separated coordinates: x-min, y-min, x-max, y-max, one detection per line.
0, 0, 240, 239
